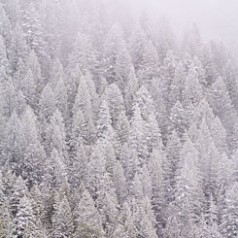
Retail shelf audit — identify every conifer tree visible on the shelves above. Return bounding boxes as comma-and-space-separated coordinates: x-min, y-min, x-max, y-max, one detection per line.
0, 33, 10, 81
96, 174, 119, 238
129, 24, 147, 71
161, 49, 177, 98
97, 99, 114, 143
169, 62, 185, 107
39, 84, 56, 122
27, 50, 44, 96
20, 1, 46, 61
182, 23, 202, 57
103, 23, 129, 84
12, 195, 37, 238
68, 141, 89, 189
164, 130, 182, 204
86, 145, 106, 199
202, 46, 218, 88
20, 106, 45, 186
124, 66, 138, 118
9, 24, 29, 70
51, 194, 74, 238
74, 186, 104, 238
47, 109, 67, 161
72, 74, 96, 144
0, 4, 12, 48
176, 138, 204, 224
148, 148, 166, 235
114, 111, 130, 153
137, 40, 159, 86
224, 60, 238, 113
208, 76, 238, 152
210, 116, 228, 154
4, 111, 25, 173
53, 71, 68, 121
69, 32, 99, 76
112, 160, 127, 204
105, 83, 125, 128
170, 100, 187, 137
128, 103, 148, 163
220, 182, 238, 238
183, 66, 203, 107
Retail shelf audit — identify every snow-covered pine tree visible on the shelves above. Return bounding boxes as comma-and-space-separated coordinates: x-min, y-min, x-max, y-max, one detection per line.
51, 194, 74, 238
74, 185, 104, 238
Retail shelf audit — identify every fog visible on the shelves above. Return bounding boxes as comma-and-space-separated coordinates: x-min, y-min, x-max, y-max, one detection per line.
1, 1, 238, 237
132, 0, 238, 43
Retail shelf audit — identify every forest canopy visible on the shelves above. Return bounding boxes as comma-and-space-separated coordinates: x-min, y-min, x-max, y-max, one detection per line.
0, 0, 237, 237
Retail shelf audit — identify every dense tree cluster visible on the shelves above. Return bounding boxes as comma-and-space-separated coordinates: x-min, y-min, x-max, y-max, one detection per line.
0, 0, 237, 237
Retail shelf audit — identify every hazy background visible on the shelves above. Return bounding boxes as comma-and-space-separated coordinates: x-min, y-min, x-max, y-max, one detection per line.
131, 0, 238, 44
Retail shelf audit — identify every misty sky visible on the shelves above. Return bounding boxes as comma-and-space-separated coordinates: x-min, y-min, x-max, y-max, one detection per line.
133, 0, 238, 43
